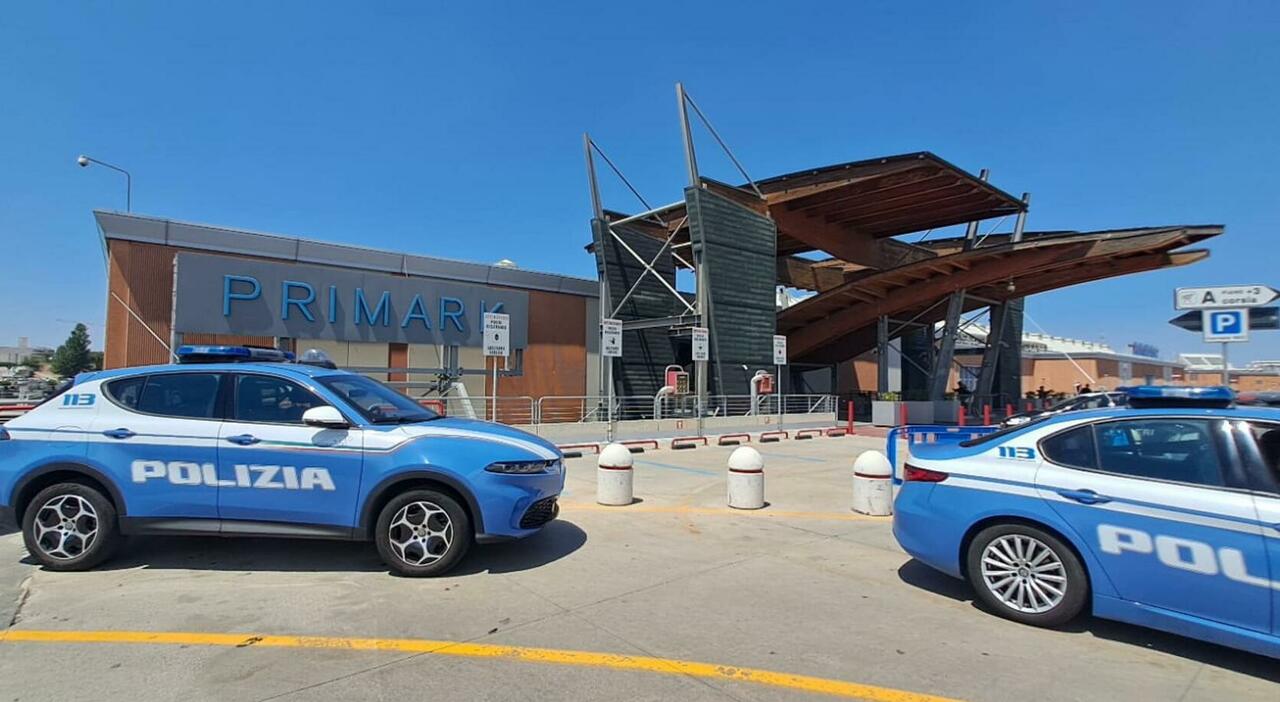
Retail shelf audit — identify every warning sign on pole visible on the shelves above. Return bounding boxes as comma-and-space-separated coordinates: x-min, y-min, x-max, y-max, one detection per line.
482, 313, 510, 357
601, 318, 623, 358
691, 327, 709, 362
772, 335, 788, 365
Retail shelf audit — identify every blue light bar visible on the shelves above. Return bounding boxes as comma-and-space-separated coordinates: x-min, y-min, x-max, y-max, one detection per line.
1124, 385, 1234, 408
175, 345, 295, 364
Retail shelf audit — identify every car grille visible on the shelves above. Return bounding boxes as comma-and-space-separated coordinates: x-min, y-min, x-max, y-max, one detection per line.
519, 497, 559, 529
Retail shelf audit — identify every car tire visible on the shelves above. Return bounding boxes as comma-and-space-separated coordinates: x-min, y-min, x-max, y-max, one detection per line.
965, 523, 1088, 627
21, 482, 120, 571
374, 489, 472, 577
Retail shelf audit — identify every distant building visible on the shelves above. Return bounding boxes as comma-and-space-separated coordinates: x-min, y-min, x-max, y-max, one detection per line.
1173, 354, 1280, 391
0, 337, 50, 365
851, 326, 1182, 401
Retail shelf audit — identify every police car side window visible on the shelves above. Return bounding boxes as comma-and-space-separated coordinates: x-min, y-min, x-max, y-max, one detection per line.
1041, 425, 1097, 469
234, 375, 324, 424
104, 376, 146, 409
135, 373, 221, 419
1247, 423, 1280, 490
1093, 419, 1225, 487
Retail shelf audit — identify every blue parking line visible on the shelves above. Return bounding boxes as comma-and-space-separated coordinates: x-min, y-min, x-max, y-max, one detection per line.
634, 459, 718, 476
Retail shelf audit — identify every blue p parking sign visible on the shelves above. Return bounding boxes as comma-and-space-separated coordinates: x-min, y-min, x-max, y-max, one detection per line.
1203, 308, 1248, 342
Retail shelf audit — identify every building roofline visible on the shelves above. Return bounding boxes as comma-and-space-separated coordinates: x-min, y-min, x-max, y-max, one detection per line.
94, 210, 599, 299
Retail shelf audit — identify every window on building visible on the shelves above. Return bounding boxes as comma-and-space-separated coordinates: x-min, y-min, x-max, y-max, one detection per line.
233, 375, 325, 424
1093, 419, 1225, 487
136, 373, 221, 419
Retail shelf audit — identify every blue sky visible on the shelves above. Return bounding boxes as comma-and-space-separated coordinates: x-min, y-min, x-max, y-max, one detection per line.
2, 2, 1278, 362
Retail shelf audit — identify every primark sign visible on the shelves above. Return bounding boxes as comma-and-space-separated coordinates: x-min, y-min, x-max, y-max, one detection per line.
174, 252, 529, 348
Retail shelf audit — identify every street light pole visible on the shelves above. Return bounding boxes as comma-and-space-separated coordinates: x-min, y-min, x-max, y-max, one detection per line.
77, 155, 131, 212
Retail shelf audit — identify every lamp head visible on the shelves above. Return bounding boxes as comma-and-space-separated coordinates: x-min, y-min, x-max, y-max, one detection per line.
76, 155, 89, 167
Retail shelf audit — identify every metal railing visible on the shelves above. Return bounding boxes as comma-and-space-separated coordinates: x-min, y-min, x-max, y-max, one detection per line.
535, 394, 836, 424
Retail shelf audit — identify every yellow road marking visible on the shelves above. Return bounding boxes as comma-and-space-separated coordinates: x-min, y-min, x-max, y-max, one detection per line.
0, 629, 960, 702
560, 501, 887, 522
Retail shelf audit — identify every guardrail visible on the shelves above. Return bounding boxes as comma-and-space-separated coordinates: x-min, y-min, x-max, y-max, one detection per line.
885, 424, 1001, 485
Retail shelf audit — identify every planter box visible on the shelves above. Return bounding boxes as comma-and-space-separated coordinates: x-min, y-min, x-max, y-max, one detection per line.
871, 400, 960, 426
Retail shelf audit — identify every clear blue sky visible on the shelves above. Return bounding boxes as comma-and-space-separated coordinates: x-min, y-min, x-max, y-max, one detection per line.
2, 2, 1277, 362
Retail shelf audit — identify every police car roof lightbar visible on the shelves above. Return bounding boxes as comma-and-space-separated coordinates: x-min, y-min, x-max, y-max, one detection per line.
175, 345, 296, 364
1123, 385, 1234, 409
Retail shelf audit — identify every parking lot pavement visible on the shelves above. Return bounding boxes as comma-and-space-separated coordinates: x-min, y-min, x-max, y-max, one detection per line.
2, 436, 1278, 701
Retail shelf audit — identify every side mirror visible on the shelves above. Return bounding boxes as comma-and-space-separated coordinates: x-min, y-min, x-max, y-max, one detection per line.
302, 406, 349, 429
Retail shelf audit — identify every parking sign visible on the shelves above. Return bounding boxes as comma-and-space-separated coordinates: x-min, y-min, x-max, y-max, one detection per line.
1203, 309, 1248, 343
482, 313, 510, 356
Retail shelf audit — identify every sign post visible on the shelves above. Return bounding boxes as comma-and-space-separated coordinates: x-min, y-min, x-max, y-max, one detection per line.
1203, 309, 1248, 386
601, 319, 623, 441
1176, 285, 1279, 310
1170, 285, 1276, 389
772, 335, 787, 428
483, 313, 510, 422
691, 327, 709, 436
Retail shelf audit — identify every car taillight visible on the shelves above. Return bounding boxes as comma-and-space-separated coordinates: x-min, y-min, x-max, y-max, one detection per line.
903, 464, 948, 482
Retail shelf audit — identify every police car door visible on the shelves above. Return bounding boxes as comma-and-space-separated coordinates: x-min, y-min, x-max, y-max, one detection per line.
216, 373, 363, 531
1035, 417, 1271, 633
89, 372, 224, 520
1235, 420, 1280, 635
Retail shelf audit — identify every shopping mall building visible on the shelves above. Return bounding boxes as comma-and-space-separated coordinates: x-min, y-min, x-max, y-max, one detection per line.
97, 211, 603, 406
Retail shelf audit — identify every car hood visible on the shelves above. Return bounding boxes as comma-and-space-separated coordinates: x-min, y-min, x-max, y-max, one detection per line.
394, 417, 560, 460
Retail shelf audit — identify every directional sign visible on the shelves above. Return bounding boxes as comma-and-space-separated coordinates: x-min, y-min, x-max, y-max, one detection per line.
1175, 285, 1279, 310
691, 327, 709, 362
1203, 309, 1248, 343
772, 335, 788, 366
1170, 306, 1279, 332
601, 318, 623, 358
482, 312, 510, 357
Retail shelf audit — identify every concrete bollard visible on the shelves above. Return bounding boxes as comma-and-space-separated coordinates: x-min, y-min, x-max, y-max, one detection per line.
727, 446, 765, 510
852, 450, 893, 516
597, 442, 634, 506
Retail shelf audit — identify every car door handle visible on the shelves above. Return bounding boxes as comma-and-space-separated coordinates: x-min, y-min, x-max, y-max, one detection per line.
102, 428, 135, 440
1057, 488, 1111, 505
226, 434, 261, 446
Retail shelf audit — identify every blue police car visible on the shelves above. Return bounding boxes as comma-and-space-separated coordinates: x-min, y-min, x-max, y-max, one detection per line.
893, 386, 1280, 659
0, 346, 564, 577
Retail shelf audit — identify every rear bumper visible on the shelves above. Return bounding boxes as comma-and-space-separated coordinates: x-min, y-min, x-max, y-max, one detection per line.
892, 483, 964, 579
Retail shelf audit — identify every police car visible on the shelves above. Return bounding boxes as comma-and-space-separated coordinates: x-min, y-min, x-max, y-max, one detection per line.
893, 386, 1280, 659
0, 346, 565, 577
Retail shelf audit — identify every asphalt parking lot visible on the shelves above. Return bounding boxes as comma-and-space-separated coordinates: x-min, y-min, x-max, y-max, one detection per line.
1, 435, 1278, 701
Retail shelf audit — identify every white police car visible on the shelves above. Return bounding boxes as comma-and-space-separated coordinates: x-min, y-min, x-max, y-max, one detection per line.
893, 386, 1280, 659
0, 346, 565, 577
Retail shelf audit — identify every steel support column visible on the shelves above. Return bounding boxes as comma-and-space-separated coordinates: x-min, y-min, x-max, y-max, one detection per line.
877, 315, 890, 393
929, 291, 966, 400
678, 82, 708, 434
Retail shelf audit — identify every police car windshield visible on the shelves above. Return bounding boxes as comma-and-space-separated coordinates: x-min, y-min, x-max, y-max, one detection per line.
318, 375, 440, 424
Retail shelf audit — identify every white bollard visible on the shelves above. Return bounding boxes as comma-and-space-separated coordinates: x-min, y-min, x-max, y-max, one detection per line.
852, 450, 893, 516
597, 443, 634, 506
727, 446, 765, 510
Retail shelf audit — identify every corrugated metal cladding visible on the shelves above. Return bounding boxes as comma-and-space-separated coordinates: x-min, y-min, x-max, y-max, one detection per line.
995, 298, 1025, 401
686, 187, 778, 396
592, 219, 677, 397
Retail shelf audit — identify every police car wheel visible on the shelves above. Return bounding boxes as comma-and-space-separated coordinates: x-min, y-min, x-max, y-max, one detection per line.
966, 524, 1088, 627
21, 482, 120, 572
375, 490, 471, 577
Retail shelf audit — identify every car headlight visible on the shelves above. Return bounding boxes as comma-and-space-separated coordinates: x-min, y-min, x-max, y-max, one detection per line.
485, 460, 557, 474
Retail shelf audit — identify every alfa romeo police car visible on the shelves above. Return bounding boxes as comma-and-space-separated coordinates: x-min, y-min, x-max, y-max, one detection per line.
0, 346, 565, 577
893, 386, 1280, 659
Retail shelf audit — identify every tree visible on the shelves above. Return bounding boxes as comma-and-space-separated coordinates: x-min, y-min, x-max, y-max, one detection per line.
51, 324, 94, 377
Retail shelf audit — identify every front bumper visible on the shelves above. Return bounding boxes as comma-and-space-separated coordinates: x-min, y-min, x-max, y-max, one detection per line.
472, 464, 565, 539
